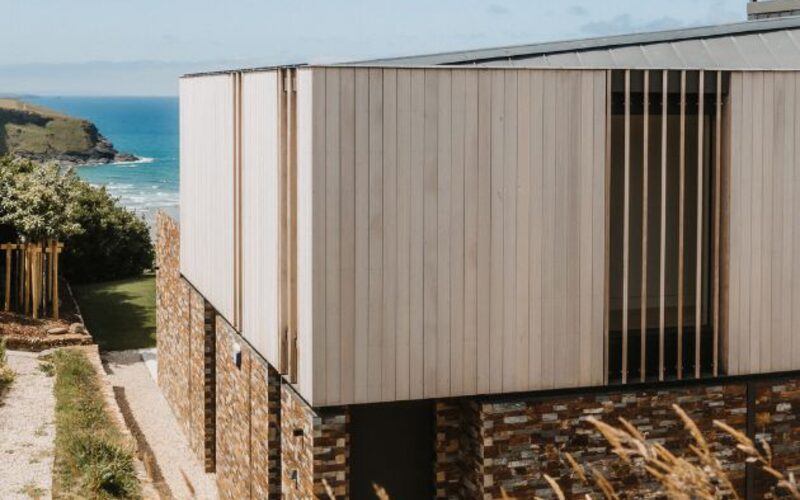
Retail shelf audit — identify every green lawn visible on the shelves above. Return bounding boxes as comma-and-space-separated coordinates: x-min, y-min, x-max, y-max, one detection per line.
72, 275, 156, 351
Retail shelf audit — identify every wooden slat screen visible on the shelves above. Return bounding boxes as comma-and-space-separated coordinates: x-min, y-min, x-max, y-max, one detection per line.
609, 69, 729, 383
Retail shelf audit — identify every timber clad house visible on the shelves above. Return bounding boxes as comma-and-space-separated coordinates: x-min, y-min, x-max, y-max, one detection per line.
157, 1, 800, 497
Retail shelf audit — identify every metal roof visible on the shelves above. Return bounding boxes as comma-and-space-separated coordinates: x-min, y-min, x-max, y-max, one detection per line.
354, 15, 800, 69
184, 15, 800, 78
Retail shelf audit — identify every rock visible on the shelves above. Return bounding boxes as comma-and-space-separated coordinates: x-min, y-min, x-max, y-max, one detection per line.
68, 323, 86, 335
47, 327, 68, 335
114, 152, 139, 163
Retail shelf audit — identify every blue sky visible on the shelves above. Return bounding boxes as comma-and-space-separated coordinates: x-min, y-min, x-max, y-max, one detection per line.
1, 0, 745, 96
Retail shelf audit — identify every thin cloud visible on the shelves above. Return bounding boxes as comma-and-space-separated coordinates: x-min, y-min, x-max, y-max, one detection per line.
487, 4, 510, 15
568, 5, 587, 17
580, 14, 685, 37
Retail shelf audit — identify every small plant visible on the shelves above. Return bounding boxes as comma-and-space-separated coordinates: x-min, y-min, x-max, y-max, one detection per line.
18, 481, 46, 499
37, 354, 54, 377
0, 338, 15, 391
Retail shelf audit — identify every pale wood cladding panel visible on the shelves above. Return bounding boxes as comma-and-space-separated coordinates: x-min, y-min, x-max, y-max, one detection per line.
728, 71, 800, 376
179, 75, 236, 323
240, 71, 281, 365
301, 67, 607, 406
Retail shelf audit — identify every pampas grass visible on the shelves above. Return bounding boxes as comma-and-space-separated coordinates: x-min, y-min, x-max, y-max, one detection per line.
322, 404, 799, 499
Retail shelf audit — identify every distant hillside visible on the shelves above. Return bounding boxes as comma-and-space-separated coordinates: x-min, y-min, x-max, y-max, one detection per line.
0, 99, 137, 165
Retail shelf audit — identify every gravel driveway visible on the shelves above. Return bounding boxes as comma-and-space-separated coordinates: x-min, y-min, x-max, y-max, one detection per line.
0, 351, 55, 500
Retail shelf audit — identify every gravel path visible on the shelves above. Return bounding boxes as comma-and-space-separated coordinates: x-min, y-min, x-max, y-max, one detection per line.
0, 351, 55, 500
103, 350, 217, 499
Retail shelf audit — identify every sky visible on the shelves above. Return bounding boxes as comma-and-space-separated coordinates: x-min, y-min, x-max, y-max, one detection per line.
0, 0, 746, 96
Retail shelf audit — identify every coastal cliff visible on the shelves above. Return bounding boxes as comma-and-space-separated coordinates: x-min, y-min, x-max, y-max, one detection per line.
0, 99, 138, 165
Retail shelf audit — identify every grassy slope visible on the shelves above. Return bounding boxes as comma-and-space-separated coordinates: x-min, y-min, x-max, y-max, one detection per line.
0, 98, 93, 155
50, 349, 140, 499
73, 276, 156, 352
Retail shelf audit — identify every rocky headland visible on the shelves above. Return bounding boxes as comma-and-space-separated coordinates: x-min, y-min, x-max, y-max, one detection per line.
0, 98, 138, 166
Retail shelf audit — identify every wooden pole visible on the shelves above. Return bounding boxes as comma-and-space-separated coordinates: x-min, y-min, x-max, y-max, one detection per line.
641, 70, 650, 382
678, 70, 687, 380
713, 71, 722, 377
659, 70, 668, 382
289, 68, 299, 384
279, 68, 289, 374
24, 244, 31, 315
622, 69, 631, 384
604, 70, 612, 385
3, 244, 11, 312
31, 245, 39, 320
53, 243, 61, 320
696, 71, 705, 379
18, 245, 23, 310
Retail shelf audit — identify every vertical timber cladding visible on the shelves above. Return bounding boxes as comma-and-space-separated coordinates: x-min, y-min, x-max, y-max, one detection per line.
181, 69, 299, 379
239, 70, 282, 367
179, 74, 236, 323
297, 67, 608, 407
727, 71, 800, 376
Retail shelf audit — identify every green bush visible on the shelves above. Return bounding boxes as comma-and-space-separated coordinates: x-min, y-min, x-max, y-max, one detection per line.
0, 156, 153, 283
62, 182, 153, 283
0, 338, 13, 391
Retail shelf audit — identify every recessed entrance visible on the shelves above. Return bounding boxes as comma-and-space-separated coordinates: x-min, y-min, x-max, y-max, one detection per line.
350, 400, 435, 499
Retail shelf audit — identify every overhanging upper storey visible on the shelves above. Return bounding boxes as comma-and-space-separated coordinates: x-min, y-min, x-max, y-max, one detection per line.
179, 15, 800, 407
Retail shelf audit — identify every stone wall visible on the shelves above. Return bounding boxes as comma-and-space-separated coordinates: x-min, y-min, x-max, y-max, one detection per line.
155, 211, 189, 425
437, 383, 749, 499
156, 212, 216, 471
281, 384, 350, 499
215, 317, 283, 499
187, 289, 207, 463
156, 212, 215, 470
755, 379, 800, 498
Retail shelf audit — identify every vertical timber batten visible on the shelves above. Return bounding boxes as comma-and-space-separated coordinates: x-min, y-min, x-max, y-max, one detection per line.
678, 70, 687, 380
622, 69, 631, 384
659, 69, 668, 382
714, 71, 722, 378
641, 70, 649, 383
696, 71, 705, 379
604, 70, 612, 386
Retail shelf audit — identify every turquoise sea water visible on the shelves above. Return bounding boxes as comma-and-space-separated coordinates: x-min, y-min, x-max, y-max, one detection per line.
25, 96, 179, 223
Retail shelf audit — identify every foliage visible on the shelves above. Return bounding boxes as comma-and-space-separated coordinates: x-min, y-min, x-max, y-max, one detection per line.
52, 349, 140, 499
0, 156, 153, 283
534, 404, 800, 500
0, 338, 13, 391
61, 182, 153, 283
0, 158, 81, 241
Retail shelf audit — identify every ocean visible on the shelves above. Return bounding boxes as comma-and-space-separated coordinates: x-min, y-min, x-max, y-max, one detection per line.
25, 96, 179, 225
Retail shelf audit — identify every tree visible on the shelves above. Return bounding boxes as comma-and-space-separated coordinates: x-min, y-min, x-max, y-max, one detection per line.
0, 159, 81, 241
0, 156, 153, 283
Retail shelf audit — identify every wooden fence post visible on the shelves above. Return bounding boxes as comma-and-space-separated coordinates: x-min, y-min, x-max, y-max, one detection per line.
3, 244, 11, 312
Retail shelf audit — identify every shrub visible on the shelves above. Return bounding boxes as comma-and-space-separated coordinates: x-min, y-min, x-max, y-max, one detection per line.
0, 156, 153, 283
61, 182, 153, 283
0, 338, 13, 391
